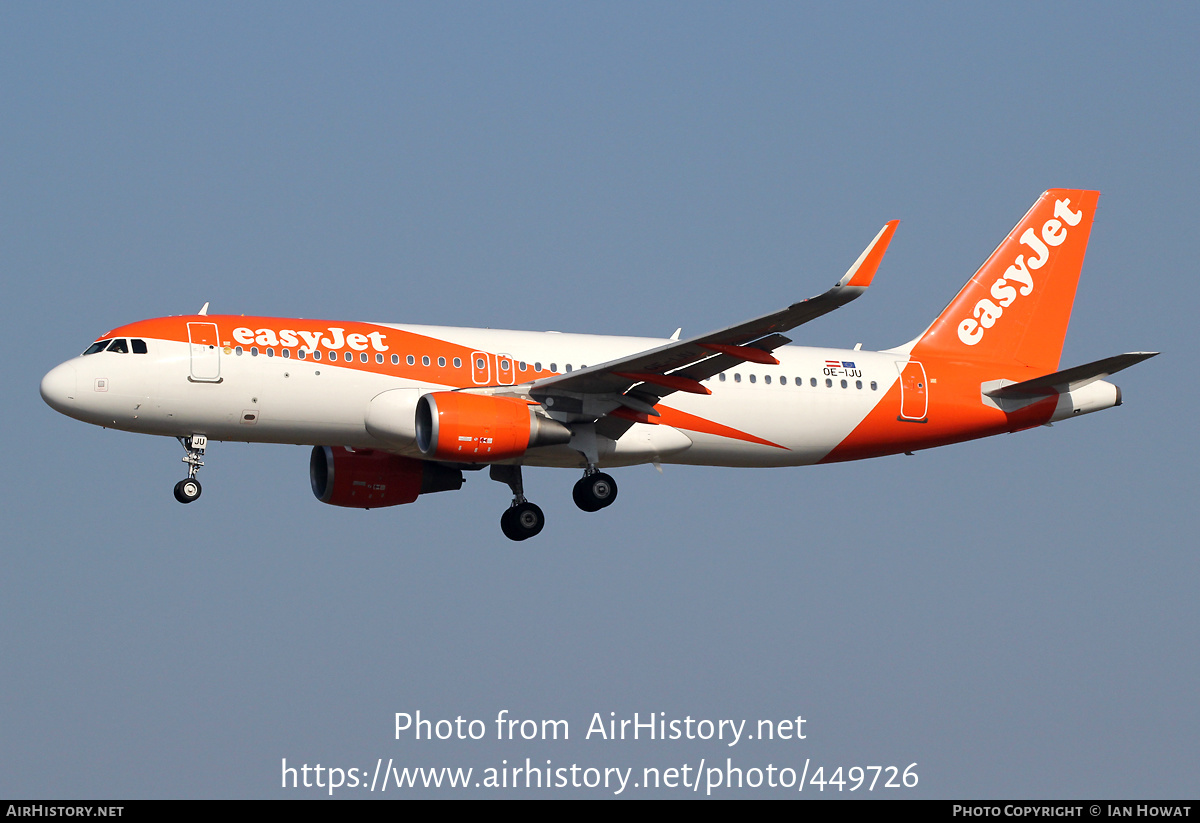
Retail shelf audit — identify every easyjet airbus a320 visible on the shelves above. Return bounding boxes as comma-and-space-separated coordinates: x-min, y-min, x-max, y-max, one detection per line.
41, 190, 1155, 540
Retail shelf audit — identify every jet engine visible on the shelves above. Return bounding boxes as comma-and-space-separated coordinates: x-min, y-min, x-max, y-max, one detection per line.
414, 392, 572, 462
309, 446, 464, 508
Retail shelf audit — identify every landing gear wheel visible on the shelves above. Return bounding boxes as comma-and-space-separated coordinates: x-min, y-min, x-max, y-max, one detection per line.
572, 472, 618, 512
173, 478, 202, 504
501, 502, 545, 541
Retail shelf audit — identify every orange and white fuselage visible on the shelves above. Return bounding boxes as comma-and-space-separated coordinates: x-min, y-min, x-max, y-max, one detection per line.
38, 318, 1113, 465
39, 189, 1154, 539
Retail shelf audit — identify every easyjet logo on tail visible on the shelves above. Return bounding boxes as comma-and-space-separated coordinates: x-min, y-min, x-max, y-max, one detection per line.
957, 198, 1084, 346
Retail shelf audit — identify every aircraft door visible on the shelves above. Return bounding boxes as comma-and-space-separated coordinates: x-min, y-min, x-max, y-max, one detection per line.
188, 322, 222, 382
496, 354, 515, 386
896, 360, 928, 421
470, 351, 491, 385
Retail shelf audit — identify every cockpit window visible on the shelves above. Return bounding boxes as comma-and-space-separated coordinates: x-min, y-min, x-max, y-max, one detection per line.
83, 337, 146, 355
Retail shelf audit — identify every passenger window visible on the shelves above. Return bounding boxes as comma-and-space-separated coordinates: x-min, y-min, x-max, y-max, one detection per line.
566, 364, 572, 372
550, 363, 557, 372
780, 376, 787, 385
734, 374, 742, 383
344, 352, 352, 362
267, 348, 274, 357
438, 356, 446, 367
313, 350, 321, 361
518, 361, 527, 371
475, 357, 485, 369
764, 375, 771, 384
453, 357, 462, 368
360, 352, 367, 363
132, 339, 148, 354
825, 378, 832, 387
298, 349, 307, 360
719, 373, 726, 382
871, 381, 877, 390
501, 359, 510, 372
235, 346, 244, 356
811, 378, 817, 387
107, 339, 129, 354
423, 356, 431, 366
283, 349, 291, 359
391, 354, 399, 365
856, 380, 862, 389
840, 379, 847, 388
376, 353, 384, 364
749, 374, 756, 384
534, 362, 542, 372
251, 346, 259, 356
407, 355, 415, 366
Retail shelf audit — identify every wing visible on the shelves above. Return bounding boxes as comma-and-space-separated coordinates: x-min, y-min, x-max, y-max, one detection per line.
525, 220, 899, 425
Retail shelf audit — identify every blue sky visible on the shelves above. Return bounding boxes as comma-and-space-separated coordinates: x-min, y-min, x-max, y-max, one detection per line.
2, 3, 1196, 798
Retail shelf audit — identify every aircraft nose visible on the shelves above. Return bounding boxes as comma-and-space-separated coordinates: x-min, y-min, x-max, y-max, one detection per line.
40, 362, 78, 413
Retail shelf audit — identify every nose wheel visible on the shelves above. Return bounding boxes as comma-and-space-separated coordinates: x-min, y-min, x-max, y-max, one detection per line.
173, 478, 202, 504
573, 471, 618, 512
174, 434, 207, 504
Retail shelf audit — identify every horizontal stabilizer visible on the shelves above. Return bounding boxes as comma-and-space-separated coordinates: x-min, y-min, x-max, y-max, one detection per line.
985, 352, 1158, 398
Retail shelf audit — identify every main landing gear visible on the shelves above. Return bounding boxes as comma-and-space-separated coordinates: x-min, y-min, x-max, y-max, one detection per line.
489, 460, 619, 542
491, 465, 544, 542
572, 469, 618, 512
568, 421, 618, 513
173, 434, 207, 504
501, 503, 545, 542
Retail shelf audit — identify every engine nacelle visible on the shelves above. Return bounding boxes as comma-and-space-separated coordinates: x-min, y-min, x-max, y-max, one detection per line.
309, 446, 464, 508
415, 392, 572, 462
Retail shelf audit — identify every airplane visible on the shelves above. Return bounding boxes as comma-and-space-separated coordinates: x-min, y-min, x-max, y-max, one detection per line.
40, 189, 1156, 541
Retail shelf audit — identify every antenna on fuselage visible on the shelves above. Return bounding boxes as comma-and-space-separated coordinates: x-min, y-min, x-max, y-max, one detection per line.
197, 302, 210, 316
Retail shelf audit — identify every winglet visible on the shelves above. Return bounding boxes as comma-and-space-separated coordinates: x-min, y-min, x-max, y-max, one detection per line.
837, 220, 899, 288
198, 302, 210, 316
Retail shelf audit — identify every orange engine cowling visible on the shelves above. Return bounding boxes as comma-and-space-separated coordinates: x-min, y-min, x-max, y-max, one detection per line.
415, 392, 572, 462
309, 446, 464, 508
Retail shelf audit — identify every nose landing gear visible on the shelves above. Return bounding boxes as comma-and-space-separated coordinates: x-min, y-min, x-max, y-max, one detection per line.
173, 434, 207, 504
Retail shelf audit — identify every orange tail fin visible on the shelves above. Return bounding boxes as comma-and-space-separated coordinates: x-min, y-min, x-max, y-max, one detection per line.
909, 189, 1100, 372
